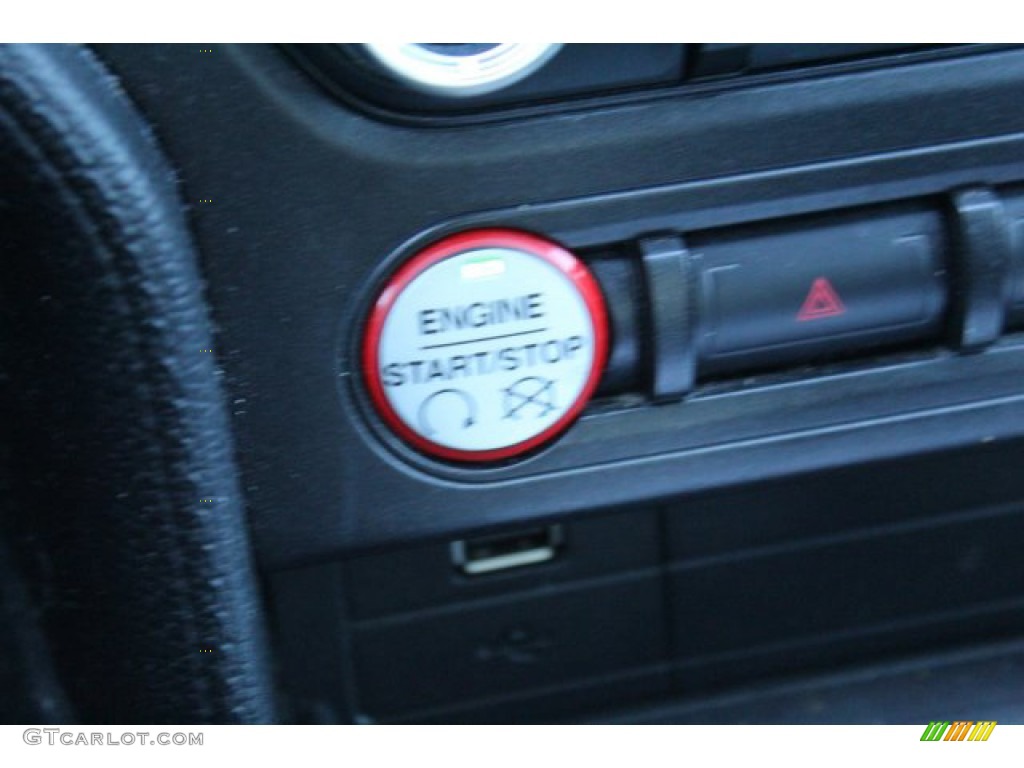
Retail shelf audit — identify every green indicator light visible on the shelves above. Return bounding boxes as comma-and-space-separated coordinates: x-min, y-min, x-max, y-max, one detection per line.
460, 255, 506, 281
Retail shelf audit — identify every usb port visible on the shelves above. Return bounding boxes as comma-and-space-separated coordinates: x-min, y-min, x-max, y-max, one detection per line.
451, 525, 564, 576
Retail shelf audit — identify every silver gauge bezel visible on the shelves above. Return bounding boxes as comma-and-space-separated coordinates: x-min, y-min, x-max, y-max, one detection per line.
361, 43, 562, 98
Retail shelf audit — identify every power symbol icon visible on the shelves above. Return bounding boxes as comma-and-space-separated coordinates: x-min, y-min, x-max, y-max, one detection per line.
417, 388, 477, 435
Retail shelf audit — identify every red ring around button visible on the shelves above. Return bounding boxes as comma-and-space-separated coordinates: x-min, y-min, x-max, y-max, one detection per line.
362, 229, 609, 463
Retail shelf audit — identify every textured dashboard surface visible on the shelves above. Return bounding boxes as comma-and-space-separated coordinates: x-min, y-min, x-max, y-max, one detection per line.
0, 44, 275, 723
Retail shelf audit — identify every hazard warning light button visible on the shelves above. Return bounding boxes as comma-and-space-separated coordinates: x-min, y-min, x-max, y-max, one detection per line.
691, 208, 949, 376
362, 229, 609, 463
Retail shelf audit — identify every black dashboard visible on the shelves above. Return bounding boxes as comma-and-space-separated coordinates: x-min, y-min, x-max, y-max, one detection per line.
3, 43, 1024, 724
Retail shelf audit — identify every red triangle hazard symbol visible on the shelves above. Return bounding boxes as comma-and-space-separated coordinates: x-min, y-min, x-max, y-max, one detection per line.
796, 277, 846, 322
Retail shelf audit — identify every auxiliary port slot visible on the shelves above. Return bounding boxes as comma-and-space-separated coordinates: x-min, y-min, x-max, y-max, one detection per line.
451, 524, 565, 576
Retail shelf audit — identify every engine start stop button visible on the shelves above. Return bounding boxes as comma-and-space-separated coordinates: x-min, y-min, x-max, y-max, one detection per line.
362, 229, 609, 463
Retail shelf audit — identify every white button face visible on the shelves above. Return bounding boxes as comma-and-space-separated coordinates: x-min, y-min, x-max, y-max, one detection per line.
363, 230, 608, 463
